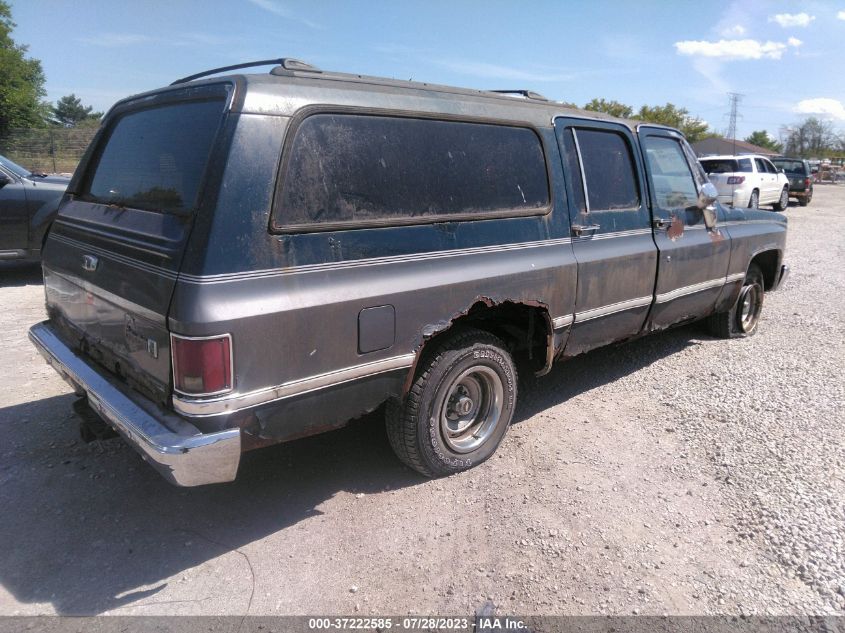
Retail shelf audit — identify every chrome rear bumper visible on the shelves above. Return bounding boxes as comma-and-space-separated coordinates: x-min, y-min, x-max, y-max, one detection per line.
28, 321, 241, 486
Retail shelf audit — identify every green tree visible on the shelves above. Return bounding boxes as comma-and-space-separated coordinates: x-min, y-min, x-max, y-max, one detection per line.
744, 130, 783, 153
52, 94, 103, 127
583, 98, 633, 119
0, 1, 49, 138
782, 117, 840, 158
636, 103, 711, 143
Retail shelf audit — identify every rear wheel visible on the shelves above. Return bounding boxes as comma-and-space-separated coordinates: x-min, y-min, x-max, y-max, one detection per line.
386, 329, 517, 477
706, 264, 765, 339
748, 190, 759, 209
772, 186, 789, 211
799, 189, 811, 207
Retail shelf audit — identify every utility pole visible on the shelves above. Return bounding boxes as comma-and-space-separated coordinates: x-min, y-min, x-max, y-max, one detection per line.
726, 92, 743, 154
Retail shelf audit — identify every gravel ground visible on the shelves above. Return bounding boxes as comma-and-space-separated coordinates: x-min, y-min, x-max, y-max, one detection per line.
0, 186, 842, 617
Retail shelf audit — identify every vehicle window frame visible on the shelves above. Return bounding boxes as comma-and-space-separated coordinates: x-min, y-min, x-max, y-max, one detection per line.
269, 105, 554, 234
639, 134, 701, 214
76, 85, 232, 217
763, 158, 778, 174
0, 155, 29, 179
570, 127, 641, 213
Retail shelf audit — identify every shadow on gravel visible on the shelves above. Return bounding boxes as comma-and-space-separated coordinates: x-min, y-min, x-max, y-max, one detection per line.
0, 323, 708, 615
0, 262, 43, 287
514, 322, 707, 423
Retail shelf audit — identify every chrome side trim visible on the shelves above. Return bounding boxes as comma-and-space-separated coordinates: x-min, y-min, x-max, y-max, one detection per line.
552, 315, 574, 329
573, 227, 652, 241
725, 272, 746, 284
49, 234, 179, 280
28, 321, 241, 487
574, 295, 652, 323
173, 353, 417, 417
655, 277, 725, 304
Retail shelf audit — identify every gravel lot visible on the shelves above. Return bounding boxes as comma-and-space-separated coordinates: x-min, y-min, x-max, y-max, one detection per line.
0, 186, 842, 617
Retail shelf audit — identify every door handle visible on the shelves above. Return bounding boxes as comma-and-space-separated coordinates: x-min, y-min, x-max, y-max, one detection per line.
571, 223, 600, 237
653, 217, 672, 230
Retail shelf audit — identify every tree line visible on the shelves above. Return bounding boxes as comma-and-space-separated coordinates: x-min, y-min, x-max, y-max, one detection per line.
1, 0, 842, 158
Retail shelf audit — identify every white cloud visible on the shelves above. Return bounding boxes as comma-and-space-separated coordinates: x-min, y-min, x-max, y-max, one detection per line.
838, 11, 845, 20
788, 37, 802, 47
794, 98, 845, 120
720, 24, 746, 37
246, 0, 321, 29
769, 13, 815, 27
77, 33, 152, 47
674, 39, 789, 60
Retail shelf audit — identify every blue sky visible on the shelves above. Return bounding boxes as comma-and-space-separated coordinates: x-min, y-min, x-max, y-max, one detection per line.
10, 0, 845, 140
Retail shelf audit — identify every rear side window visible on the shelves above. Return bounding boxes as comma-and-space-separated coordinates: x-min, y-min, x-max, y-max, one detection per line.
738, 158, 753, 172
83, 99, 225, 214
274, 113, 549, 231
773, 159, 805, 174
572, 129, 639, 211
754, 158, 768, 174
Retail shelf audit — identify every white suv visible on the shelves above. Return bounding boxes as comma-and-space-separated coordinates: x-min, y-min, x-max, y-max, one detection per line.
700, 154, 790, 210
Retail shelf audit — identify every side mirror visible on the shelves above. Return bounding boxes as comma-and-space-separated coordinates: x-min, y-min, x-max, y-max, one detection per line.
0, 173, 10, 188
697, 182, 718, 230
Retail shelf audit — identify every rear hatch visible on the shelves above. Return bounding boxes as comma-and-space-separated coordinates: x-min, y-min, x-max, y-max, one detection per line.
42, 83, 231, 406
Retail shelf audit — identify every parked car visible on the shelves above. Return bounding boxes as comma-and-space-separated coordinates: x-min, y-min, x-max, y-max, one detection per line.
771, 157, 813, 206
29, 59, 789, 486
700, 154, 790, 210
0, 154, 68, 261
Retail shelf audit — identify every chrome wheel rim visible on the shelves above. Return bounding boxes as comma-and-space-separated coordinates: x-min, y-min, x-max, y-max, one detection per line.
780, 189, 788, 208
750, 192, 758, 208
738, 282, 762, 333
439, 366, 503, 453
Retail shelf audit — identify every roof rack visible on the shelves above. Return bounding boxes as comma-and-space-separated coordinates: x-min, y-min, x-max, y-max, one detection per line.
488, 89, 548, 101
171, 58, 320, 85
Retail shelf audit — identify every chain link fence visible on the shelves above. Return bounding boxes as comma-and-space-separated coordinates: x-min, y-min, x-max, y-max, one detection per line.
0, 127, 98, 175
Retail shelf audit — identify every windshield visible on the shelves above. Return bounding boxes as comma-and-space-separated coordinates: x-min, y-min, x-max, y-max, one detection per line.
772, 159, 805, 174
700, 159, 738, 174
82, 98, 225, 214
0, 154, 31, 178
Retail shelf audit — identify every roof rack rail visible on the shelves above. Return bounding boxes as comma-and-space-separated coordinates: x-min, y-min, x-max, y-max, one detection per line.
171, 58, 320, 85
488, 89, 548, 101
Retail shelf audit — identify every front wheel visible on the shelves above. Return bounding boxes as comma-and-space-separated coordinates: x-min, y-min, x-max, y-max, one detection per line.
386, 329, 517, 477
772, 186, 789, 211
706, 264, 765, 339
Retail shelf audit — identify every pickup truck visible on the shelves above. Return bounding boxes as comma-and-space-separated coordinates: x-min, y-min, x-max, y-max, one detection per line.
29, 59, 789, 486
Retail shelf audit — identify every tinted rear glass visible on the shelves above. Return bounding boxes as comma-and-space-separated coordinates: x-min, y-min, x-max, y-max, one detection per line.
701, 159, 738, 174
772, 159, 806, 174
83, 99, 224, 214
574, 129, 639, 211
275, 113, 549, 229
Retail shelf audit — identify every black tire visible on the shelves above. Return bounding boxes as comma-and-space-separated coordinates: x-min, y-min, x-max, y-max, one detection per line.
386, 329, 517, 477
748, 190, 759, 209
706, 264, 765, 339
799, 189, 811, 207
772, 187, 789, 211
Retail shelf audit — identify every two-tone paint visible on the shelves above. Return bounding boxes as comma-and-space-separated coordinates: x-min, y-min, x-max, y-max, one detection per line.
35, 66, 788, 483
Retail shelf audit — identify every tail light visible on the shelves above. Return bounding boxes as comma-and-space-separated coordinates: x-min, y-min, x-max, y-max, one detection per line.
805, 178, 811, 188
171, 334, 233, 396
727, 176, 745, 185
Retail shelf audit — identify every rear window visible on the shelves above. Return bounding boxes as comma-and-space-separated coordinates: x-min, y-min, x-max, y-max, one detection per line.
274, 113, 549, 231
82, 99, 225, 214
701, 159, 738, 174
772, 159, 806, 174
